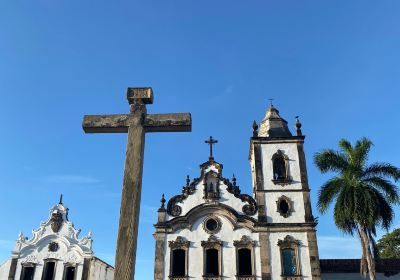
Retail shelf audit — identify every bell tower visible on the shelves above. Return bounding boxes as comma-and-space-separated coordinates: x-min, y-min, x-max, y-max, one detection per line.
249, 105, 321, 280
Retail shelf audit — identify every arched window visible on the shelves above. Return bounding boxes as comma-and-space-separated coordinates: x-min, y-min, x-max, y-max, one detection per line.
20, 264, 35, 280
278, 236, 301, 277
171, 249, 186, 277
272, 150, 291, 184
205, 249, 219, 276
169, 236, 189, 278
237, 248, 252, 276
42, 261, 56, 280
273, 156, 286, 180
62, 265, 76, 280
234, 236, 255, 277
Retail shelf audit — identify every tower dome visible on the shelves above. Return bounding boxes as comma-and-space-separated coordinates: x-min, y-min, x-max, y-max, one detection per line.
258, 105, 292, 137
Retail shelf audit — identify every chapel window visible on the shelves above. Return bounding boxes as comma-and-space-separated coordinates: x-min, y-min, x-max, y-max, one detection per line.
277, 236, 301, 278
234, 236, 255, 278
171, 249, 186, 277
201, 235, 222, 279
42, 261, 56, 280
237, 248, 252, 276
20, 264, 35, 280
63, 265, 76, 280
169, 236, 189, 278
205, 248, 219, 276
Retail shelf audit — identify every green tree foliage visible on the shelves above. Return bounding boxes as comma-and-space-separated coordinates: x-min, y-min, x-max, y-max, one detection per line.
377, 228, 400, 259
314, 138, 400, 280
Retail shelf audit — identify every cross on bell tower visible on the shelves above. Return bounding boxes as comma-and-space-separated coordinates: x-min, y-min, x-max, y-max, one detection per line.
205, 136, 218, 160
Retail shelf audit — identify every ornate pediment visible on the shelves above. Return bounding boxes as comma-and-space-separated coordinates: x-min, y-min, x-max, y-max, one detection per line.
13, 198, 93, 259
166, 159, 257, 218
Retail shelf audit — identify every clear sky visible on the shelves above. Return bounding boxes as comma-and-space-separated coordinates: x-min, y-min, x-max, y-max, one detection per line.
1, 1, 400, 279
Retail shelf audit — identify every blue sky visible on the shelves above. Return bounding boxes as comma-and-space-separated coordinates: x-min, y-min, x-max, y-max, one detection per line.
1, 1, 400, 278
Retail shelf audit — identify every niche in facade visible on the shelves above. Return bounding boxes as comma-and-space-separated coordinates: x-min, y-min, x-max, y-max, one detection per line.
203, 171, 220, 201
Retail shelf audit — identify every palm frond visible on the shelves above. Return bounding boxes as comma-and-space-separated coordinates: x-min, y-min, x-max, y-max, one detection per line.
371, 188, 394, 231
333, 187, 357, 235
339, 139, 353, 160
363, 163, 400, 181
353, 137, 373, 167
317, 177, 345, 214
362, 176, 400, 203
314, 150, 348, 173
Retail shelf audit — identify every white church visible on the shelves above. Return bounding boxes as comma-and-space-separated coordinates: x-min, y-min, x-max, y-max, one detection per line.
1, 104, 399, 280
152, 105, 400, 280
0, 196, 114, 280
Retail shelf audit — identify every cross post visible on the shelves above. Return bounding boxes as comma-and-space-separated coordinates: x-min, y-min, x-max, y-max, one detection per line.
82, 87, 191, 280
205, 136, 218, 160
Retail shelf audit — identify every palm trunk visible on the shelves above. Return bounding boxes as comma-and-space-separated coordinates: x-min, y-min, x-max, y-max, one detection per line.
358, 227, 368, 278
359, 226, 376, 280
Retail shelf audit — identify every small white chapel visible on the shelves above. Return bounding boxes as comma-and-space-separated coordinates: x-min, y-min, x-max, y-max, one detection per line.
0, 196, 114, 280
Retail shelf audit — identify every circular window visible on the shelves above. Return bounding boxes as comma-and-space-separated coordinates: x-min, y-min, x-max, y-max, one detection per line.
203, 216, 221, 234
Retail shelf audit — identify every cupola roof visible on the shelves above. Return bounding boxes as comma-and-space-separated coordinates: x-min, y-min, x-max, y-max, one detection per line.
258, 105, 292, 137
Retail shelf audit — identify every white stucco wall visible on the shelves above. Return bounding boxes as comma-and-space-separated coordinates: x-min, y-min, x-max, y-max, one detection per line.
264, 191, 306, 223
260, 143, 303, 191
164, 214, 261, 279
0, 259, 11, 278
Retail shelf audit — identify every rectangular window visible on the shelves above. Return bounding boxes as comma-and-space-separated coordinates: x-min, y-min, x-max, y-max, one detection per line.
282, 248, 297, 276
205, 248, 219, 276
63, 266, 76, 280
171, 249, 186, 277
20, 265, 35, 280
42, 261, 56, 280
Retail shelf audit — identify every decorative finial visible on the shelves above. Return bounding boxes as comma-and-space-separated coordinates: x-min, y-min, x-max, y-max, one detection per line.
59, 194, 63, 205
88, 231, 93, 239
66, 208, 69, 221
205, 136, 218, 160
295, 116, 302, 136
159, 194, 166, 210
268, 98, 274, 107
252, 120, 258, 137
232, 174, 237, 187
186, 175, 190, 187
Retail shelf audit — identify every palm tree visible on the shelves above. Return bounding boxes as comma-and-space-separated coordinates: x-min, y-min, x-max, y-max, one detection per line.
314, 138, 400, 280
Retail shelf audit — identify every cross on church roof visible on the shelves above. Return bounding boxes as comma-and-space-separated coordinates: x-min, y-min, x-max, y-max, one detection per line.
205, 136, 218, 160
268, 98, 274, 106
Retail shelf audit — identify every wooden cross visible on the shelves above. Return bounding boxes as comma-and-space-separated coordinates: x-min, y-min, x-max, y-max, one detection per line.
82, 87, 191, 280
205, 136, 218, 160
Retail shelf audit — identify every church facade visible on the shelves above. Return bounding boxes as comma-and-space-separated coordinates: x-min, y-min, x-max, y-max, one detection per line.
0, 197, 114, 280
153, 105, 321, 280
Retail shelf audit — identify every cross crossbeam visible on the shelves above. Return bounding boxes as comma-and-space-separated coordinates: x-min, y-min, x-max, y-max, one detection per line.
82, 87, 191, 280
83, 113, 191, 133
